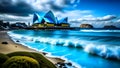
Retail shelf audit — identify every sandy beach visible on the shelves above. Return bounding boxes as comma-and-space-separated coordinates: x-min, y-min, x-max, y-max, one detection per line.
0, 30, 65, 64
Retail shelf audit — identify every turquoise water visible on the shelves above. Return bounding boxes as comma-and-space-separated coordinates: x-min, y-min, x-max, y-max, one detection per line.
8, 29, 120, 68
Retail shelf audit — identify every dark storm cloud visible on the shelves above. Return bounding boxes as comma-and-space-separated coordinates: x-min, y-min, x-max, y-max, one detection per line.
0, 0, 80, 16
0, 0, 80, 22
0, 0, 35, 16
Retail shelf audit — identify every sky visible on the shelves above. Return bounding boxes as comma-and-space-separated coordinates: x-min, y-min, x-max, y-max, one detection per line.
0, 0, 120, 28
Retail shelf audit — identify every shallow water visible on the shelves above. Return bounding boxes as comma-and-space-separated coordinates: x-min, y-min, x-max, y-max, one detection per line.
8, 29, 120, 68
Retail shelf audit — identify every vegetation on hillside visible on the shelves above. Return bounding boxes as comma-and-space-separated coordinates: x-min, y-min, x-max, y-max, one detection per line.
0, 51, 56, 68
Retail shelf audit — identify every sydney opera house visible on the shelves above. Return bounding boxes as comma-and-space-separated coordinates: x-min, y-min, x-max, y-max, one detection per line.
32, 11, 70, 28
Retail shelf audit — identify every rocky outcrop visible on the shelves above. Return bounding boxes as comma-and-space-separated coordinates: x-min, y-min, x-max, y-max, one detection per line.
80, 24, 93, 28
1, 41, 8, 44
103, 25, 117, 29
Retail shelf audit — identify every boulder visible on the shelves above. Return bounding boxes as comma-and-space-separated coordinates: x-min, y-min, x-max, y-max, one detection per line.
66, 62, 72, 66
1, 42, 8, 44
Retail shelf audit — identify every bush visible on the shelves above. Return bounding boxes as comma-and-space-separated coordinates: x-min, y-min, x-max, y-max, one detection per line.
31, 52, 56, 68
3, 56, 40, 68
7, 51, 56, 68
0, 53, 9, 67
7, 51, 36, 58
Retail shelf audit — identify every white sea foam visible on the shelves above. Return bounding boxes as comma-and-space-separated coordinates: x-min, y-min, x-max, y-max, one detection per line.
8, 31, 120, 68
9, 31, 120, 60
33, 36, 120, 60
80, 29, 120, 32
84, 44, 120, 60
8, 31, 82, 68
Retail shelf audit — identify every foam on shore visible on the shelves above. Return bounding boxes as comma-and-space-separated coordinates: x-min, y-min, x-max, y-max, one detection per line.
80, 29, 120, 32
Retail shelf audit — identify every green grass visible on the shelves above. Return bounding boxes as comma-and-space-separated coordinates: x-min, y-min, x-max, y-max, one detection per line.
31, 52, 56, 68
3, 56, 40, 68
7, 51, 36, 58
0, 53, 9, 67
6, 51, 56, 68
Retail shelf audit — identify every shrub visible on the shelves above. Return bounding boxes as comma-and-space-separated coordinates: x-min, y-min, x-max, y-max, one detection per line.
3, 56, 40, 68
7, 51, 56, 68
0, 53, 9, 67
7, 51, 36, 58
31, 52, 56, 68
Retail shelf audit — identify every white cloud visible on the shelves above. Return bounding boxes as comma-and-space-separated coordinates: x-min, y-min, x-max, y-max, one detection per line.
54, 0, 80, 8
116, 19, 120, 22
0, 14, 33, 22
54, 10, 92, 20
1, 0, 80, 11
69, 15, 118, 28
98, 15, 116, 21
73, 15, 117, 21
0, 0, 119, 28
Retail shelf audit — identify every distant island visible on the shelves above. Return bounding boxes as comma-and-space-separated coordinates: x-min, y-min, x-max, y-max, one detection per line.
103, 25, 117, 29
80, 24, 93, 28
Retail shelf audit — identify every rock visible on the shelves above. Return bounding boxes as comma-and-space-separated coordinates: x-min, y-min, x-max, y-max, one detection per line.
57, 62, 62, 64
16, 40, 19, 42
66, 62, 72, 66
80, 24, 93, 28
59, 65, 63, 68
57, 62, 65, 68
61, 63, 65, 66
15, 46, 17, 48
42, 52, 47, 55
76, 45, 83, 49
103, 25, 117, 29
63, 66, 67, 68
1, 42, 8, 44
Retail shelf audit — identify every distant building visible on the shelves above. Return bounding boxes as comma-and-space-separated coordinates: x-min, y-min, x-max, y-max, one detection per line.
11, 22, 27, 29
32, 11, 70, 28
0, 20, 4, 29
0, 20, 10, 30
58, 17, 69, 27
0, 20, 4, 26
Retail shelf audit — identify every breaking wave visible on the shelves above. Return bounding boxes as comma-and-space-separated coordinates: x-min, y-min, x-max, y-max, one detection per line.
8, 31, 82, 68
8, 31, 120, 60
80, 29, 120, 32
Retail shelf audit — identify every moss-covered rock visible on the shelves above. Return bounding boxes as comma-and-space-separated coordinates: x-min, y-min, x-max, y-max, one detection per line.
0, 53, 9, 67
3, 56, 40, 68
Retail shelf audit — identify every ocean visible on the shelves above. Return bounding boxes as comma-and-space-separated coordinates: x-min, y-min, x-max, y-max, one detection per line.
8, 29, 120, 68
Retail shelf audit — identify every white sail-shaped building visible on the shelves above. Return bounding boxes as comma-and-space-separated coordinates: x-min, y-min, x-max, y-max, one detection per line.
33, 13, 44, 24
58, 17, 68, 24
44, 11, 57, 24
58, 17, 69, 27
32, 11, 69, 27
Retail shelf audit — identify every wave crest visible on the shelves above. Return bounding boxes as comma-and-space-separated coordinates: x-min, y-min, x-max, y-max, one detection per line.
8, 31, 120, 60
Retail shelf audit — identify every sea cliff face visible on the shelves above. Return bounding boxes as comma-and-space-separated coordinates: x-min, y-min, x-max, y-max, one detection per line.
80, 24, 93, 28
